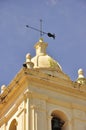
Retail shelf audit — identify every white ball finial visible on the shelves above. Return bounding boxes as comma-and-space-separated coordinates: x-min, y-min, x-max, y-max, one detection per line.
76, 68, 86, 85
78, 68, 84, 78
24, 53, 34, 69
26, 53, 31, 60
39, 38, 44, 42
1, 85, 6, 93
26, 53, 32, 63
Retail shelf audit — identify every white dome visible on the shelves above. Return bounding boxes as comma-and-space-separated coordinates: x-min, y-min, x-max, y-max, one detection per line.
31, 54, 62, 70
31, 38, 62, 71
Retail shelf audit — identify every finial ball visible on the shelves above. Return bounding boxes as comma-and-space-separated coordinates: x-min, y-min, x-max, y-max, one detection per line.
78, 68, 84, 75
39, 38, 44, 42
1, 85, 6, 89
26, 53, 31, 59
1, 85, 6, 93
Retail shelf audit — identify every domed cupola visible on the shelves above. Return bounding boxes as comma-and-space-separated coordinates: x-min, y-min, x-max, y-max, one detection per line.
31, 38, 62, 71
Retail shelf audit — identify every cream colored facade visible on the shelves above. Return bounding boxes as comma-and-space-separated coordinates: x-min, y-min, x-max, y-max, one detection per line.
0, 38, 86, 130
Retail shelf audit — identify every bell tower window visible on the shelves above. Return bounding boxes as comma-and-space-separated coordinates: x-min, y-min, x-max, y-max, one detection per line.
51, 116, 64, 130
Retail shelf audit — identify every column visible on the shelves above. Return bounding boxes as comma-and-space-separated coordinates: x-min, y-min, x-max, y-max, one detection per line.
35, 112, 37, 130
30, 105, 38, 130
47, 115, 52, 130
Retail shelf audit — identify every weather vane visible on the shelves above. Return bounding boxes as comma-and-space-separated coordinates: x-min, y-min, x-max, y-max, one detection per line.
26, 19, 55, 39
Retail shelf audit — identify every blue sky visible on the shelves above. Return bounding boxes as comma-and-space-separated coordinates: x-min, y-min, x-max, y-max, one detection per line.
0, 0, 86, 86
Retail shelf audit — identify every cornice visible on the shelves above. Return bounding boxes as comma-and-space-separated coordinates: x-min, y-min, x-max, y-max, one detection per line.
0, 68, 86, 108
24, 69, 86, 100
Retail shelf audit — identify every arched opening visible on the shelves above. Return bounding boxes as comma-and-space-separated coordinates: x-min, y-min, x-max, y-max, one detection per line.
51, 110, 68, 130
51, 116, 64, 130
9, 119, 17, 130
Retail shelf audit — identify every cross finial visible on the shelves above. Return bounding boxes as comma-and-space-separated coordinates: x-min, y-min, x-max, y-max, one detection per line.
26, 20, 55, 39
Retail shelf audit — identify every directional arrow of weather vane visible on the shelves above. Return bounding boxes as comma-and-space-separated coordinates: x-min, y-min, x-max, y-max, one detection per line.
26, 20, 55, 39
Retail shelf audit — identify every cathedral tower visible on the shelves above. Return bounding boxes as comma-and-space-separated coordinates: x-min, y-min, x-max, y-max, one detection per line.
0, 38, 86, 130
